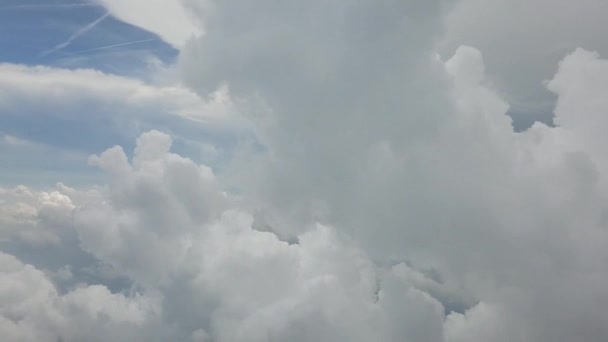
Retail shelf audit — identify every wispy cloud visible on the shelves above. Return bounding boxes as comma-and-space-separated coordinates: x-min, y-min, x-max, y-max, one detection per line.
3, 134, 34, 147
41, 12, 110, 57
72, 38, 158, 54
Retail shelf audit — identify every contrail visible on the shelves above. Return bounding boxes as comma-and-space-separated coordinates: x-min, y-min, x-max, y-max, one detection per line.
42, 11, 110, 57
0, 3, 99, 11
73, 38, 158, 54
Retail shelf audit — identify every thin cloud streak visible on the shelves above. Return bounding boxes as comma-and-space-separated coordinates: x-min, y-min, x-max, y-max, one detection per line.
72, 38, 158, 54
41, 12, 110, 57
0, 3, 100, 11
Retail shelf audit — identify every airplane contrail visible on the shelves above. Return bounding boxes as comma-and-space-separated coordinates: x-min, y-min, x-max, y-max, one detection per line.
73, 38, 158, 54
42, 11, 110, 57
0, 3, 100, 11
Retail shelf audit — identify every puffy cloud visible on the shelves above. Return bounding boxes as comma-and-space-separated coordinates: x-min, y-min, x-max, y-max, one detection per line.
2, 45, 606, 340
444, 302, 511, 342
178, 0, 453, 239
2, 1, 608, 341
0, 185, 74, 246
174, 1, 608, 339
439, 0, 608, 128
76, 130, 226, 286
0, 251, 163, 342
548, 48, 608, 162
75, 130, 458, 341
2, 129, 465, 341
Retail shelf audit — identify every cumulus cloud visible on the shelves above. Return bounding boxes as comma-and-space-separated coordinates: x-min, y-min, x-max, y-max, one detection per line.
0, 251, 164, 342
176, 1, 608, 339
0, 185, 74, 246
1, 130, 469, 341
2, 1, 608, 341
439, 0, 608, 127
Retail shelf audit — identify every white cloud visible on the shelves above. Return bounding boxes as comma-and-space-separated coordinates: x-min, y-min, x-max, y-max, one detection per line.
548, 48, 608, 161
1, 130, 463, 341
3, 135, 32, 146
444, 302, 511, 342
174, 1, 608, 339
1, 45, 605, 340
439, 0, 608, 126
2, 1, 608, 341
0, 63, 231, 124
76, 130, 226, 286
0, 63, 241, 185
0, 251, 163, 342
0, 185, 74, 246
96, 0, 203, 48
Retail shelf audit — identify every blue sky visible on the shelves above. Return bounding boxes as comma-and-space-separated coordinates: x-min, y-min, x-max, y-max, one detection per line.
0, 1, 167, 186
0, 0, 177, 74
0, 1, 244, 187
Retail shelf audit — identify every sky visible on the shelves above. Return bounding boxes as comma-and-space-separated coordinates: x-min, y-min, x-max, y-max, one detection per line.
1, 1, 608, 341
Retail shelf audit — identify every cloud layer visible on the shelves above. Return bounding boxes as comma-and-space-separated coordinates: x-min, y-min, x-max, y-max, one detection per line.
0, 63, 243, 185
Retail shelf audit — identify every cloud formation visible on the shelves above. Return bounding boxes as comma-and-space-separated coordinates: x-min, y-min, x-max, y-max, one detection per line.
1, 130, 466, 341
2, 1, 608, 341
0, 63, 241, 185
96, 0, 202, 48
439, 0, 608, 127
